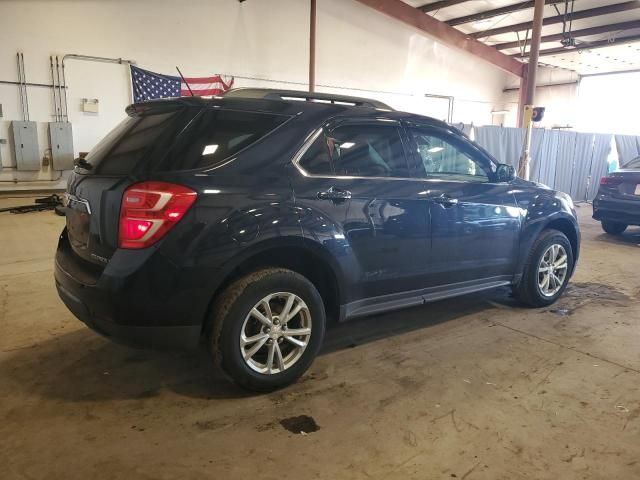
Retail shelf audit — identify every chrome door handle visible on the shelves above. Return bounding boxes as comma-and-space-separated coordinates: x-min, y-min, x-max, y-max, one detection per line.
432, 194, 459, 207
317, 187, 352, 201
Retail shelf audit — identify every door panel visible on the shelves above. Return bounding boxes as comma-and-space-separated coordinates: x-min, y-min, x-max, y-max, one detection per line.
291, 119, 432, 302
404, 124, 521, 285
427, 181, 520, 284
292, 175, 431, 301
341, 179, 431, 298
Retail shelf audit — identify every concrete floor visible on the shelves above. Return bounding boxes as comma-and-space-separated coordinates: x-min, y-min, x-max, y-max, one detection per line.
1, 196, 640, 480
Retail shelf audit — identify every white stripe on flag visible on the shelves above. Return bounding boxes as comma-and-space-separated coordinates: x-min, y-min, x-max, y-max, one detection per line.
182, 82, 226, 93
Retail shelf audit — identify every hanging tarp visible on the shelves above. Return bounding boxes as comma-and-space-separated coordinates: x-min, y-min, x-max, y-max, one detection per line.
553, 131, 578, 196
586, 134, 613, 200
473, 126, 613, 200
474, 126, 524, 168
530, 129, 560, 189
614, 135, 640, 166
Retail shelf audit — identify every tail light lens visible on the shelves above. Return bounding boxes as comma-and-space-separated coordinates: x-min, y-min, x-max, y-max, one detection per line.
119, 181, 197, 249
600, 176, 623, 187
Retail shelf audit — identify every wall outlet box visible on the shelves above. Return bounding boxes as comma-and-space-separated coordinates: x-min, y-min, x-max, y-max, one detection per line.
82, 98, 99, 113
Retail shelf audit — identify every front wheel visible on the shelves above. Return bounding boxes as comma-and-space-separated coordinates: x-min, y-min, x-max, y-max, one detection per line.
601, 220, 627, 235
514, 229, 574, 307
210, 268, 326, 392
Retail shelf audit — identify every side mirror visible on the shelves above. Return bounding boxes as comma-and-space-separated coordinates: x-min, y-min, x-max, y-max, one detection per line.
496, 163, 516, 182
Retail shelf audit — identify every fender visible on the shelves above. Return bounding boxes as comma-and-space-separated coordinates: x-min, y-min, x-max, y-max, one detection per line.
201, 233, 349, 310
513, 188, 580, 281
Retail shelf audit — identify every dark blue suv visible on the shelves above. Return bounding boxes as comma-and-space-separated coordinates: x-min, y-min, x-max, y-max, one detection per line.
55, 89, 580, 391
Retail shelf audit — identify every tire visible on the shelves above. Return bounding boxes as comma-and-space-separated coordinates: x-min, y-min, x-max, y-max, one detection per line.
513, 229, 574, 308
210, 268, 326, 392
601, 220, 627, 235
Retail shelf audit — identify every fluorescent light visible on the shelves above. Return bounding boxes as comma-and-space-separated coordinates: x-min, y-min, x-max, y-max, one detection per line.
491, 110, 509, 115
427, 147, 444, 153
340, 142, 355, 149
204, 189, 221, 194
472, 18, 494, 29
202, 144, 219, 155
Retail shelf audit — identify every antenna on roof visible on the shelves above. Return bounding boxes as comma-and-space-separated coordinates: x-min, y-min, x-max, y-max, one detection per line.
175, 66, 194, 96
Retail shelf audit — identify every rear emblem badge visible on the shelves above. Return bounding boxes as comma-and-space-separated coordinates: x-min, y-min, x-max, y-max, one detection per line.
90, 253, 109, 264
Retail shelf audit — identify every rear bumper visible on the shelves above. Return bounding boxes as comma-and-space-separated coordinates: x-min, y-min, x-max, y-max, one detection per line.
593, 195, 640, 225
54, 229, 208, 350
55, 279, 200, 349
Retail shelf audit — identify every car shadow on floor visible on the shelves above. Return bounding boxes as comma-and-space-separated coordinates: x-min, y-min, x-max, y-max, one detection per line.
593, 227, 640, 246
2, 288, 515, 403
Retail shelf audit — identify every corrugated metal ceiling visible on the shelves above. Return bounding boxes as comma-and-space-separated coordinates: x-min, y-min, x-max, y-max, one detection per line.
402, 0, 640, 74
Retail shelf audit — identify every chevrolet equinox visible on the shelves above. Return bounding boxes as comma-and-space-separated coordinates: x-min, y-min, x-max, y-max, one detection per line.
55, 89, 580, 391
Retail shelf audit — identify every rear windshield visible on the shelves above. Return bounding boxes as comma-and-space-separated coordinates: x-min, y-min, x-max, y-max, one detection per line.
623, 157, 640, 169
83, 107, 289, 175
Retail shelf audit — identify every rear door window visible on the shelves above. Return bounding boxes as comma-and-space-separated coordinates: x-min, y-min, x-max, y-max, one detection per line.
297, 123, 410, 178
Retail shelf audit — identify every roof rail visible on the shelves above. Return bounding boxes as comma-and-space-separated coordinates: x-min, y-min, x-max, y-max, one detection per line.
222, 88, 393, 110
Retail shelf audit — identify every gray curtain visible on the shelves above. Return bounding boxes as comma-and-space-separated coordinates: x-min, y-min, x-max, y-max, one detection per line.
553, 131, 578, 196
614, 135, 640, 166
565, 133, 611, 201
568, 133, 596, 200
586, 134, 613, 200
530, 129, 559, 188
473, 126, 613, 201
474, 126, 524, 168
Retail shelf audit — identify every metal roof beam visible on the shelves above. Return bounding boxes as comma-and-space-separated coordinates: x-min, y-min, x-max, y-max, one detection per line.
446, 0, 565, 27
495, 19, 640, 50
353, 0, 525, 77
511, 32, 640, 57
418, 0, 471, 13
471, 1, 640, 39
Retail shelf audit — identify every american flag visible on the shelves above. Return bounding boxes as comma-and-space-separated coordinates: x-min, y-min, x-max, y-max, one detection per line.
130, 65, 234, 102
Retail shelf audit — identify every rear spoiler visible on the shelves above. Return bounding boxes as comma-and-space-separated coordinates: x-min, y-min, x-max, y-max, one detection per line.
125, 97, 208, 116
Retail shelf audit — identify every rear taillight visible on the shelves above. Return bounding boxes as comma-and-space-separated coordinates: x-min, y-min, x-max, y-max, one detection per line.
118, 181, 197, 249
600, 176, 623, 187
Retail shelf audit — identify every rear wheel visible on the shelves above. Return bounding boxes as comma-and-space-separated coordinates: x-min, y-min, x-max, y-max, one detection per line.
514, 229, 573, 307
210, 268, 325, 392
601, 220, 627, 235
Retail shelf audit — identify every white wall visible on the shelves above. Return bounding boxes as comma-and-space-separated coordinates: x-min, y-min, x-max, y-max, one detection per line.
499, 67, 580, 128
0, 0, 513, 190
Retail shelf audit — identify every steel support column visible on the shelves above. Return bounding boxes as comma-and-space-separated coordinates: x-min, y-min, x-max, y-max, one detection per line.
523, 0, 545, 108
518, 0, 544, 179
309, 0, 317, 93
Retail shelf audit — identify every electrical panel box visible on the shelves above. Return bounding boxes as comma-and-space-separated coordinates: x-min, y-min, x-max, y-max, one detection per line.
10, 121, 40, 171
49, 122, 75, 170
82, 98, 99, 113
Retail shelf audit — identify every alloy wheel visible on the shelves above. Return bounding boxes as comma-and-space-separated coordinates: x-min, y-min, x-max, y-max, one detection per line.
239, 292, 312, 374
537, 244, 568, 297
